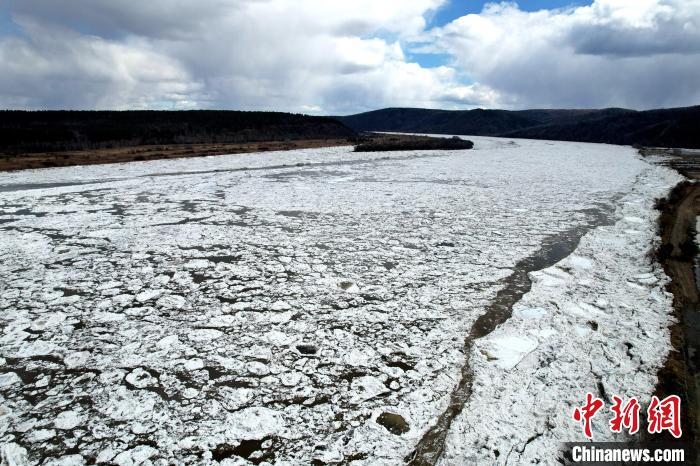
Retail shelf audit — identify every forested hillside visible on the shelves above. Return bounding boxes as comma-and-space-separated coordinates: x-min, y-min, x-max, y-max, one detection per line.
0, 110, 356, 154
337, 106, 700, 148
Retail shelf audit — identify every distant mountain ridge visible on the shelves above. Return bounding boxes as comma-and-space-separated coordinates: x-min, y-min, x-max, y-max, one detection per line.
336, 105, 700, 148
0, 110, 356, 154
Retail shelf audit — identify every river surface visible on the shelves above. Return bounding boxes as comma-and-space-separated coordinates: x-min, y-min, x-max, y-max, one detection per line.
0, 137, 659, 464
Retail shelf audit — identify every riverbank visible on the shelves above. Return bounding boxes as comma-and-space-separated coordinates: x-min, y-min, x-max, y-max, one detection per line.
0, 133, 472, 172
0, 139, 355, 172
642, 148, 700, 461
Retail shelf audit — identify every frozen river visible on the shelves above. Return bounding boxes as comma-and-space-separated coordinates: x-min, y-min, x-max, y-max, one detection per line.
0, 137, 683, 465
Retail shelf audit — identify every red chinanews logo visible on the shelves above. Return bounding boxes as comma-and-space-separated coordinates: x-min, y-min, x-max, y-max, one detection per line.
572, 393, 681, 439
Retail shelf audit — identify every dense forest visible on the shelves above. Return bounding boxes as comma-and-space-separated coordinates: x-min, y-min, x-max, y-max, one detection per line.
337, 105, 700, 149
0, 110, 356, 154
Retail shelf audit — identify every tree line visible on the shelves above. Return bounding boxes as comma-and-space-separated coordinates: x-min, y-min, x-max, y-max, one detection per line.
0, 110, 357, 154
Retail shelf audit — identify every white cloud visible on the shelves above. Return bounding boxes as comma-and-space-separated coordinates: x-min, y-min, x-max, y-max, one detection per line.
0, 17, 198, 109
3, 0, 495, 112
0, 0, 698, 111
430, 0, 700, 109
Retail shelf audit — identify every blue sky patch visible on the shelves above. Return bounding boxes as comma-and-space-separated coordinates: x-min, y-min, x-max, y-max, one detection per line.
409, 0, 593, 69
405, 51, 453, 68
0, 3, 23, 37
426, 0, 593, 28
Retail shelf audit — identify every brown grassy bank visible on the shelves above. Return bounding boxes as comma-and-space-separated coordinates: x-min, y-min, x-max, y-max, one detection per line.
0, 139, 355, 172
0, 133, 470, 172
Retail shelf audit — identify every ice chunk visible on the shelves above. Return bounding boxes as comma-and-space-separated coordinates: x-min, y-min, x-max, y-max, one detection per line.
280, 371, 303, 387
270, 300, 291, 311
125, 368, 157, 388
0, 372, 21, 388
26, 429, 56, 442
184, 259, 210, 270
224, 407, 285, 440
156, 334, 179, 350
95, 386, 158, 421
481, 335, 538, 370
30, 312, 66, 331
54, 410, 84, 430
113, 445, 157, 466
344, 348, 371, 367
514, 307, 547, 320
568, 255, 593, 270
13, 340, 57, 358
264, 330, 293, 346
183, 358, 204, 371
530, 268, 570, 288
64, 351, 90, 369
156, 294, 186, 309
350, 376, 388, 403
246, 361, 270, 376
94, 311, 126, 323
188, 329, 223, 341
44, 455, 85, 466
135, 289, 163, 302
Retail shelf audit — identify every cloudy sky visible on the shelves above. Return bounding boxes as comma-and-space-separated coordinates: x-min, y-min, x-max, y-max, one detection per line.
0, 0, 698, 113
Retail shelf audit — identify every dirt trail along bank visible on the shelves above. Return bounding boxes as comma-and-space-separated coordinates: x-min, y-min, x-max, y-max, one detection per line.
643, 147, 700, 461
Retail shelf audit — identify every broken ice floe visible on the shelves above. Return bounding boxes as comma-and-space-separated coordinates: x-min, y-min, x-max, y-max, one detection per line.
0, 137, 679, 464
439, 163, 683, 465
